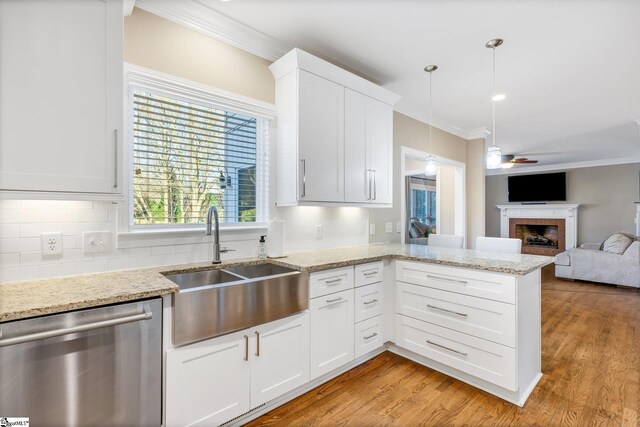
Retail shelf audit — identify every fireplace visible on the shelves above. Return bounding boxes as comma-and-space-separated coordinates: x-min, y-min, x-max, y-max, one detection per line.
509, 218, 566, 255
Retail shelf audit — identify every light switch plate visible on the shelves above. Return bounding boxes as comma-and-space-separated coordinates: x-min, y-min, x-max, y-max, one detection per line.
82, 231, 113, 254
41, 232, 63, 256
385, 222, 393, 233
396, 222, 402, 233
315, 225, 323, 240
369, 224, 376, 235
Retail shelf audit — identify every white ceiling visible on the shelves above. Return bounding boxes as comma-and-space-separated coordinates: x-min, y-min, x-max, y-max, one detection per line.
140, 0, 640, 169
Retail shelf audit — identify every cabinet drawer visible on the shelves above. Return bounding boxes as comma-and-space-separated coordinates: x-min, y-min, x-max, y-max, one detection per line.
395, 315, 516, 391
309, 266, 354, 298
355, 315, 384, 358
396, 282, 515, 347
395, 261, 516, 304
354, 282, 383, 323
355, 261, 384, 287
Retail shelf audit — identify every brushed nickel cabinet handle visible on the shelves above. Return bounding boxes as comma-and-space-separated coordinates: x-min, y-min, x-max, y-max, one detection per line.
427, 304, 468, 318
255, 331, 260, 357
244, 335, 249, 361
113, 129, 118, 189
363, 271, 378, 276
363, 299, 378, 305
363, 332, 378, 340
300, 159, 306, 198
325, 278, 343, 285
366, 169, 371, 200
426, 340, 468, 357
426, 274, 468, 285
372, 169, 376, 200
326, 297, 344, 304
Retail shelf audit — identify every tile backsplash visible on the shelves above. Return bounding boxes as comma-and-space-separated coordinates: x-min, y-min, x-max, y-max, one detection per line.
0, 200, 369, 283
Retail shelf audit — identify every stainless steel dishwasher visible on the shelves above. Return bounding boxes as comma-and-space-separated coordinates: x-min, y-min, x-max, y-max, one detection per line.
0, 298, 162, 426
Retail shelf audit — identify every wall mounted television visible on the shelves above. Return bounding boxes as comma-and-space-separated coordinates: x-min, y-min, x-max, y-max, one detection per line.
507, 172, 567, 203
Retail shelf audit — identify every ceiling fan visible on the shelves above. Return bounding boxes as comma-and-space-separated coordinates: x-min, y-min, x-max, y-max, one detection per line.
501, 154, 538, 168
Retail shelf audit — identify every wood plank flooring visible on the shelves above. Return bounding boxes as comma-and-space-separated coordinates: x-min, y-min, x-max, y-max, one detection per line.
247, 266, 640, 426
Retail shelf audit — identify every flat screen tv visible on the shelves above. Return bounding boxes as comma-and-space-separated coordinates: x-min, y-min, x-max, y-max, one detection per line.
507, 172, 566, 203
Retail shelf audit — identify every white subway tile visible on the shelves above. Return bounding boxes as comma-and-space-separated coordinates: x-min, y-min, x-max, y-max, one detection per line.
38, 263, 77, 279
108, 257, 139, 271
0, 253, 20, 268
21, 200, 92, 209
124, 247, 151, 257
0, 209, 41, 224
41, 209, 77, 223
0, 200, 20, 208
63, 235, 77, 249
77, 208, 110, 222
151, 245, 175, 256
76, 259, 108, 275
137, 255, 164, 268
19, 222, 78, 237
163, 253, 188, 266
0, 238, 40, 253
0, 224, 19, 238
0, 265, 39, 283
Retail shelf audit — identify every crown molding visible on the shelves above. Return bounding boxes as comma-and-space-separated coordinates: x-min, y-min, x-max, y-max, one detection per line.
467, 127, 491, 140
393, 99, 474, 140
485, 155, 640, 176
135, 0, 291, 62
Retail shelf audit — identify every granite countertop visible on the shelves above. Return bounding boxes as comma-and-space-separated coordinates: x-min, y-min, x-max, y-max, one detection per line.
0, 243, 553, 323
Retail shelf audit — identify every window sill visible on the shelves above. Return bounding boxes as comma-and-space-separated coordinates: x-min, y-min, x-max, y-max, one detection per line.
117, 224, 268, 248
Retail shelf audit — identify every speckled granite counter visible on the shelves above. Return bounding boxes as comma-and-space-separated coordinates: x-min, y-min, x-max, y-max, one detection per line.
0, 243, 553, 322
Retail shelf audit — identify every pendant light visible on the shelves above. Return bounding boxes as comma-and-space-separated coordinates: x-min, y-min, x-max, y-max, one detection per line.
424, 65, 438, 176
486, 38, 504, 170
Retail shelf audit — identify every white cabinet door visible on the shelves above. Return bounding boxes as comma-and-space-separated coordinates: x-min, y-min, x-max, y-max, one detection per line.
367, 97, 393, 205
344, 89, 393, 205
165, 330, 250, 427
298, 70, 344, 202
310, 288, 355, 380
344, 89, 369, 203
250, 312, 310, 406
0, 0, 122, 194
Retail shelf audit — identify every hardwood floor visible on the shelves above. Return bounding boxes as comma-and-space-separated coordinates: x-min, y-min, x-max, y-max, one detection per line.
247, 266, 640, 426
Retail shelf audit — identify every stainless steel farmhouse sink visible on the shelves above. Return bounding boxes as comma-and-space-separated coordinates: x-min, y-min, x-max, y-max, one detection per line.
164, 263, 308, 346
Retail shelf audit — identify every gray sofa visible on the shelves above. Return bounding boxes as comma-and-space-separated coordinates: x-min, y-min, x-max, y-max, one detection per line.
555, 240, 640, 288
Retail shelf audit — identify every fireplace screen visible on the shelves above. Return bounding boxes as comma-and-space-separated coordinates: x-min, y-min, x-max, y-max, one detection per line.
515, 224, 559, 249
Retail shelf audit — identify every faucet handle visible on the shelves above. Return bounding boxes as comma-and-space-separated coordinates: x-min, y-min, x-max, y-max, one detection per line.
220, 247, 236, 253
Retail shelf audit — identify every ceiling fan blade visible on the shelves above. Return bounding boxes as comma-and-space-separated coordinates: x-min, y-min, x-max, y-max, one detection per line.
515, 160, 538, 164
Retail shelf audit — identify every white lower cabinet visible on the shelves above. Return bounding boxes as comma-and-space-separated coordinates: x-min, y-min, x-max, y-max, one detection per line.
354, 315, 384, 358
251, 314, 310, 406
165, 329, 250, 427
166, 312, 309, 427
310, 288, 355, 380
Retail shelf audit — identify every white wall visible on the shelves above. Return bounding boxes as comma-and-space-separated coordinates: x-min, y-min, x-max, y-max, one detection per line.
437, 166, 456, 235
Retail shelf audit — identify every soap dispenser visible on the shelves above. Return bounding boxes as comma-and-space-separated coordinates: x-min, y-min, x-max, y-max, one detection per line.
257, 235, 268, 258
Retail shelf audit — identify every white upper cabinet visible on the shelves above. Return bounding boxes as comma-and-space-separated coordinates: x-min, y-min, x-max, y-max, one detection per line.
0, 0, 123, 197
270, 48, 399, 207
298, 70, 345, 202
345, 89, 393, 205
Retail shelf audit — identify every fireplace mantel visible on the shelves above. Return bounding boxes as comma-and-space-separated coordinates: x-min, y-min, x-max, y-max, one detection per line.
497, 204, 580, 249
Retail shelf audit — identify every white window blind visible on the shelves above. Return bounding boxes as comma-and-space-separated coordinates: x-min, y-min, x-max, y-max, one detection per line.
130, 87, 268, 226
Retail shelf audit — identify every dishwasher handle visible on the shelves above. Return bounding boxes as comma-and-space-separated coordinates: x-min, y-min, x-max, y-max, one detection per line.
0, 310, 153, 347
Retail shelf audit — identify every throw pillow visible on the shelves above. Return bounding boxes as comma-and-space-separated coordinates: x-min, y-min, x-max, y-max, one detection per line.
600, 233, 634, 254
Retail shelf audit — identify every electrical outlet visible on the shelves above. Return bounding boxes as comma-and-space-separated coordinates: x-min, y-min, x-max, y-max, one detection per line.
369, 224, 376, 235
41, 232, 63, 256
396, 222, 401, 233
82, 231, 113, 254
314, 225, 323, 240
385, 222, 393, 233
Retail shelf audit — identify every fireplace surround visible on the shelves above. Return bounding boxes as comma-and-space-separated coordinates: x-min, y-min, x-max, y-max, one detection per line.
497, 204, 579, 253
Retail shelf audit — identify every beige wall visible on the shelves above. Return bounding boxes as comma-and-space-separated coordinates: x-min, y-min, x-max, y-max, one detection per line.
466, 138, 486, 248
124, 8, 275, 103
438, 166, 456, 235
369, 112, 486, 245
485, 163, 640, 244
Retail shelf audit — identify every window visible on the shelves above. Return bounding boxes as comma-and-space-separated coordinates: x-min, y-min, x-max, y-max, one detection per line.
409, 177, 437, 228
127, 68, 271, 229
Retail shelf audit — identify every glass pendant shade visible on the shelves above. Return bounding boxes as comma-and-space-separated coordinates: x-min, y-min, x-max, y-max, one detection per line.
486, 145, 502, 169
425, 156, 437, 176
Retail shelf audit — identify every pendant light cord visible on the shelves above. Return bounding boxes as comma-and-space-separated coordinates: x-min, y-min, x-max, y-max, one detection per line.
492, 46, 496, 148
429, 71, 433, 154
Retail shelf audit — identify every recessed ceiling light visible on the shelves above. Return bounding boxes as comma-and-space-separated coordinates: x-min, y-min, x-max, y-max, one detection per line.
492, 93, 506, 101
